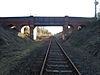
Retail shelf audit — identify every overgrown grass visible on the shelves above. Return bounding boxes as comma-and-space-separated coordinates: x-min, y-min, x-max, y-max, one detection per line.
0, 41, 42, 75
68, 22, 97, 47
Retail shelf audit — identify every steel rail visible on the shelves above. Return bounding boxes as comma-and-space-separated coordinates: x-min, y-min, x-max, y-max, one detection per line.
39, 39, 52, 75
55, 38, 81, 75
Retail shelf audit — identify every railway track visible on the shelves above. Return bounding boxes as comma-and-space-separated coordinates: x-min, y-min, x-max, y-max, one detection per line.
39, 37, 81, 75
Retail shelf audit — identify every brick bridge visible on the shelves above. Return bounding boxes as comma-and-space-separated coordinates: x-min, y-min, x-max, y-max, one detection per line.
0, 16, 94, 40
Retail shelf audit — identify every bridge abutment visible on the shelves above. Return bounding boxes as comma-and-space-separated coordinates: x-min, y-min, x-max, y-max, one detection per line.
29, 26, 37, 40
30, 26, 35, 40
62, 16, 69, 40
33, 27, 37, 40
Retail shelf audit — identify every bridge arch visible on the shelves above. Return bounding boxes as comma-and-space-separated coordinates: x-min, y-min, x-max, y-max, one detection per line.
8, 24, 17, 30
0, 16, 94, 40
67, 24, 74, 29
20, 25, 30, 37
77, 25, 86, 30
21, 25, 30, 34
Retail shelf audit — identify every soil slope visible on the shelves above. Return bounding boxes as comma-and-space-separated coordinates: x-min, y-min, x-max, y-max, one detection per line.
0, 23, 41, 75
61, 20, 100, 75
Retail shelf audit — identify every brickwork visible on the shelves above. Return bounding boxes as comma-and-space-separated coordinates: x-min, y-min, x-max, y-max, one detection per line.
0, 16, 94, 39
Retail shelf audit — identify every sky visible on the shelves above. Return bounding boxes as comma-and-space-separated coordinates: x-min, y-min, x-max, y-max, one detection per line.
0, 0, 100, 17
0, 0, 100, 34
40, 26, 63, 35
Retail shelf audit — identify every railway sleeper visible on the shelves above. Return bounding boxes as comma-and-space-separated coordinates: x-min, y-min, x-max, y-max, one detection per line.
48, 56, 65, 59
47, 61, 68, 64
47, 64, 69, 68
46, 69, 72, 73
48, 58, 66, 61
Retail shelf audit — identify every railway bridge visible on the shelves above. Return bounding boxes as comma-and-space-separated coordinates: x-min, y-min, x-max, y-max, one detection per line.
0, 16, 94, 40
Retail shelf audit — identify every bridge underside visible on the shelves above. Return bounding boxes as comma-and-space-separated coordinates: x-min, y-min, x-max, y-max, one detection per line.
34, 17, 64, 26
34, 23, 64, 26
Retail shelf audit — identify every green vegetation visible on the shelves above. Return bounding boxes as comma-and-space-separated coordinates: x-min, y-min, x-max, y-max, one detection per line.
37, 27, 52, 40
67, 20, 100, 57
0, 23, 42, 75
97, 12, 100, 19
37, 27, 51, 35
0, 41, 42, 75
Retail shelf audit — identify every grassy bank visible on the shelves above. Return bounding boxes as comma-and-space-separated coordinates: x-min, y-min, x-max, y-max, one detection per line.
0, 41, 42, 75
0, 23, 43, 75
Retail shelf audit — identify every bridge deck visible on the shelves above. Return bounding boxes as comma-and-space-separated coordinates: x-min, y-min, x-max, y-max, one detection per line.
34, 17, 64, 26
0, 16, 94, 26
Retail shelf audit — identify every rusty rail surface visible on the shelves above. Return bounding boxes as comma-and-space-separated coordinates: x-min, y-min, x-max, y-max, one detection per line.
39, 37, 81, 75
55, 38, 81, 75
39, 39, 52, 75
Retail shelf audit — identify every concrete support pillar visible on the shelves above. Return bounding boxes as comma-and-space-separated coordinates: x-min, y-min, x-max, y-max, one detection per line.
62, 26, 65, 40
33, 27, 37, 40
62, 16, 69, 40
62, 25, 68, 40
30, 26, 34, 40
21, 27, 25, 34
29, 16, 34, 40
30, 26, 37, 40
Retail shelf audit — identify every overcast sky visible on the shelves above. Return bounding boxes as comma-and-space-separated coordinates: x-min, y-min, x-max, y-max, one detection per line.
0, 0, 100, 17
